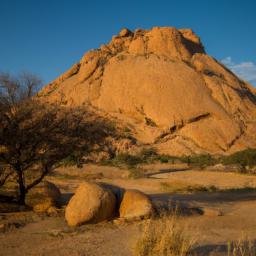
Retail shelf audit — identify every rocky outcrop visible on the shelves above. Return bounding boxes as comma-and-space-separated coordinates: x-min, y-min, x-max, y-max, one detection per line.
65, 182, 116, 226
39, 26, 256, 156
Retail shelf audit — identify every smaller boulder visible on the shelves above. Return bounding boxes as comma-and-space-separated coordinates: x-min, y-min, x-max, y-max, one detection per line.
119, 190, 154, 219
202, 207, 223, 217
26, 181, 61, 212
78, 57, 99, 82
65, 182, 116, 226
47, 206, 59, 216
119, 28, 132, 37
33, 200, 53, 213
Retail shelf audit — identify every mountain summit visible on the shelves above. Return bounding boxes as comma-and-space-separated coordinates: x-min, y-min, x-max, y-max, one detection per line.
39, 27, 256, 155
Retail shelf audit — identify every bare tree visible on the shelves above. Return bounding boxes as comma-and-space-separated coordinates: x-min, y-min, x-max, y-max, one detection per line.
0, 72, 41, 110
0, 71, 41, 194
0, 72, 115, 204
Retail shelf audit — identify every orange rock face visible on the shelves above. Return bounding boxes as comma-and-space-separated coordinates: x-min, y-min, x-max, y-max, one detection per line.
38, 27, 256, 156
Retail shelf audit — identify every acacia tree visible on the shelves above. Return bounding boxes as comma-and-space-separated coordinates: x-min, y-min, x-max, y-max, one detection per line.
0, 72, 115, 204
0, 72, 41, 194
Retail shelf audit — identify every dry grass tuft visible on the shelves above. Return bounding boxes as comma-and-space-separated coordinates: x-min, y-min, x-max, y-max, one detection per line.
160, 181, 217, 194
228, 236, 256, 256
134, 212, 196, 256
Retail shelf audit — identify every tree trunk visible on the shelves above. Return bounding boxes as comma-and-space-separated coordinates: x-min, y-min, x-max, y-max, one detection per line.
18, 185, 26, 205
17, 167, 26, 205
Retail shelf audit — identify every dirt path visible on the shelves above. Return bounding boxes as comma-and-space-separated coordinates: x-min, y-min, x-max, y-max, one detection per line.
0, 218, 139, 256
1, 197, 256, 256
1, 164, 256, 255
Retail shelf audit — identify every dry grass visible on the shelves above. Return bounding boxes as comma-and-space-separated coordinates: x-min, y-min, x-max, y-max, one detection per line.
160, 181, 256, 194
134, 212, 196, 256
50, 172, 103, 180
228, 236, 256, 256
128, 168, 145, 179
160, 181, 217, 194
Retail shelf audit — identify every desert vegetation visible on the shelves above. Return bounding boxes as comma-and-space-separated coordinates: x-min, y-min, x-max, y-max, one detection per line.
160, 182, 218, 193
101, 147, 256, 175
0, 72, 116, 205
227, 237, 256, 256
221, 149, 256, 172
134, 212, 196, 256
135, 213, 256, 256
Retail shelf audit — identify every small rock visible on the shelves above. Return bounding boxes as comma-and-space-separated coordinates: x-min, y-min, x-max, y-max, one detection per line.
134, 28, 143, 35
33, 200, 53, 213
47, 206, 59, 216
112, 35, 119, 40
113, 218, 126, 225
202, 208, 223, 217
119, 28, 132, 37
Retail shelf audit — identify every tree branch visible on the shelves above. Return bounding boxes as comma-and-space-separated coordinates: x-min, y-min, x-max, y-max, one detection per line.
25, 164, 50, 192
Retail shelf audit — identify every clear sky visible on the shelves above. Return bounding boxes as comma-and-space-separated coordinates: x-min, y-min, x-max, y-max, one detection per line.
0, 0, 255, 86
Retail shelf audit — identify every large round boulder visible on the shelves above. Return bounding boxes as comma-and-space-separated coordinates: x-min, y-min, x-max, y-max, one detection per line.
25, 181, 61, 213
119, 189, 154, 219
65, 182, 116, 226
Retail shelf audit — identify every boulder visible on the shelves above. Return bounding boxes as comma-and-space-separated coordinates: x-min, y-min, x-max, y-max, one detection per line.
25, 181, 61, 212
33, 200, 53, 213
100, 183, 124, 207
65, 182, 116, 226
119, 189, 154, 219
119, 28, 132, 37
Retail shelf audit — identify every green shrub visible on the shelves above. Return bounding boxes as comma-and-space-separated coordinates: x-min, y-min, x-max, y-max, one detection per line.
221, 148, 256, 168
113, 153, 143, 167
139, 147, 158, 160
104, 147, 158, 168
157, 155, 172, 163
103, 149, 256, 171
156, 155, 179, 164
180, 154, 216, 167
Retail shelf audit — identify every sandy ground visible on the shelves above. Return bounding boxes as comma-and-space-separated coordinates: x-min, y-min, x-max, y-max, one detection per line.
1, 163, 256, 255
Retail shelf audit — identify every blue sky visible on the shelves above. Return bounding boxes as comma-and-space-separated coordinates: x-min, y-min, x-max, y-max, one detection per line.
0, 0, 255, 86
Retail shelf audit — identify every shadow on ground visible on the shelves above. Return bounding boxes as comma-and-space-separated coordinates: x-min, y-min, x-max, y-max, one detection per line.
146, 167, 190, 178
149, 191, 256, 216
192, 243, 227, 256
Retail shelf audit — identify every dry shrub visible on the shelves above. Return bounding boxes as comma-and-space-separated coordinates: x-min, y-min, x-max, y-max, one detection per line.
134, 212, 196, 256
160, 181, 217, 194
228, 236, 256, 256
